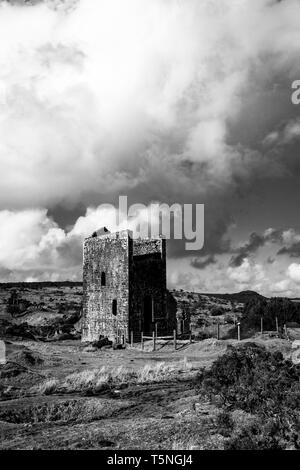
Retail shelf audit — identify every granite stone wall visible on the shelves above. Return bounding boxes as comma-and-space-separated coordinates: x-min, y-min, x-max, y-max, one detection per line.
82, 231, 132, 342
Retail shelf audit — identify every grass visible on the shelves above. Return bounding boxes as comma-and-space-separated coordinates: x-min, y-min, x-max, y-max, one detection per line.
0, 398, 118, 425
38, 378, 60, 395
172, 439, 199, 450
33, 358, 193, 395
0, 399, 83, 424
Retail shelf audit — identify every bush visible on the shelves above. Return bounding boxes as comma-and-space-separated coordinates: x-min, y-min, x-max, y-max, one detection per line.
201, 343, 300, 449
202, 343, 300, 411
195, 331, 212, 341
242, 297, 300, 333
225, 418, 285, 450
210, 306, 226, 316
224, 314, 235, 324
216, 410, 234, 437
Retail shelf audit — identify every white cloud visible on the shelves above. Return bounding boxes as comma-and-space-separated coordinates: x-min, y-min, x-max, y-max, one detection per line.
1, 0, 300, 208
0, 209, 59, 270
0, 202, 172, 280
287, 263, 300, 284
282, 119, 300, 144
281, 229, 300, 245
227, 258, 265, 286
0, 204, 297, 296
271, 279, 293, 294
264, 118, 300, 147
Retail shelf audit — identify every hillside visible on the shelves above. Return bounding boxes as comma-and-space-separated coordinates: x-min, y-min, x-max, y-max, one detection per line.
0, 283, 266, 342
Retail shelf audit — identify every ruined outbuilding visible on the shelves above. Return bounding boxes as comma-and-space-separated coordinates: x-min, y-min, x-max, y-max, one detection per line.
82, 228, 175, 343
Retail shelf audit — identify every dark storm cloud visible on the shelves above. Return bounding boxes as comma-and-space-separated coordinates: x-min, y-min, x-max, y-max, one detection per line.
278, 242, 300, 258
190, 255, 216, 270
229, 232, 266, 267
229, 229, 284, 267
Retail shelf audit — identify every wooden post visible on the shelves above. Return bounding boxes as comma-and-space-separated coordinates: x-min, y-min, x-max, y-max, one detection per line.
155, 322, 158, 340
261, 317, 263, 335
237, 322, 241, 341
217, 322, 220, 340
153, 330, 156, 352
141, 332, 144, 351
276, 317, 279, 334
182, 319, 185, 335
173, 329, 177, 350
189, 323, 192, 344
122, 334, 125, 346
152, 297, 155, 322
284, 324, 287, 337
131, 330, 133, 348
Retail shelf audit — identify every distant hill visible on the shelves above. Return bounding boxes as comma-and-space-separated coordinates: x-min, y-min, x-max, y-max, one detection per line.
0, 281, 82, 289
203, 290, 266, 303
0, 283, 266, 303
172, 289, 266, 304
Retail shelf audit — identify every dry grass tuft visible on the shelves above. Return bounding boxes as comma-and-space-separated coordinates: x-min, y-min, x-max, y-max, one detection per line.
36, 378, 60, 395
33, 358, 194, 395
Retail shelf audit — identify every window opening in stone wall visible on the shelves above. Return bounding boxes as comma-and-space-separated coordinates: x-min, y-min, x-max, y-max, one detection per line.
143, 295, 153, 333
112, 299, 117, 316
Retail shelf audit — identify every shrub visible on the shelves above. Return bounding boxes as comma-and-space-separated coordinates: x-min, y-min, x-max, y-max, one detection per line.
195, 331, 212, 341
216, 410, 234, 437
224, 314, 235, 324
210, 306, 226, 316
202, 343, 300, 411
242, 297, 300, 333
201, 343, 300, 449
225, 418, 284, 450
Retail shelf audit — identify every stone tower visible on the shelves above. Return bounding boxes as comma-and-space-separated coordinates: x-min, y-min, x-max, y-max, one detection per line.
82, 228, 170, 343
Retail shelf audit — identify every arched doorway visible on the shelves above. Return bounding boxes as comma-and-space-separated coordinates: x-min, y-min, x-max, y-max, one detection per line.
143, 295, 153, 334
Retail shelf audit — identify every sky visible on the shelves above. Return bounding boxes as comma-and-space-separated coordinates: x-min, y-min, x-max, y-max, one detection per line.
1, 0, 300, 296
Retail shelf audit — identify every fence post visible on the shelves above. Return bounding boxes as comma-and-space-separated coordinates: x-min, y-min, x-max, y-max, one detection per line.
153, 330, 156, 352
189, 323, 192, 344
276, 317, 279, 334
261, 317, 263, 335
131, 330, 133, 347
217, 322, 220, 340
155, 322, 158, 340
284, 324, 288, 338
141, 332, 144, 351
173, 329, 177, 350
237, 322, 241, 341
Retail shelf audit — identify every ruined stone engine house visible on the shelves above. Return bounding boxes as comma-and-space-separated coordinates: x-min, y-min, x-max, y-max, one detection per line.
82, 227, 173, 343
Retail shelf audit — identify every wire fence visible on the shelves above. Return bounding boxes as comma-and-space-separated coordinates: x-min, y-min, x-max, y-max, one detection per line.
117, 316, 294, 352
195, 316, 292, 342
